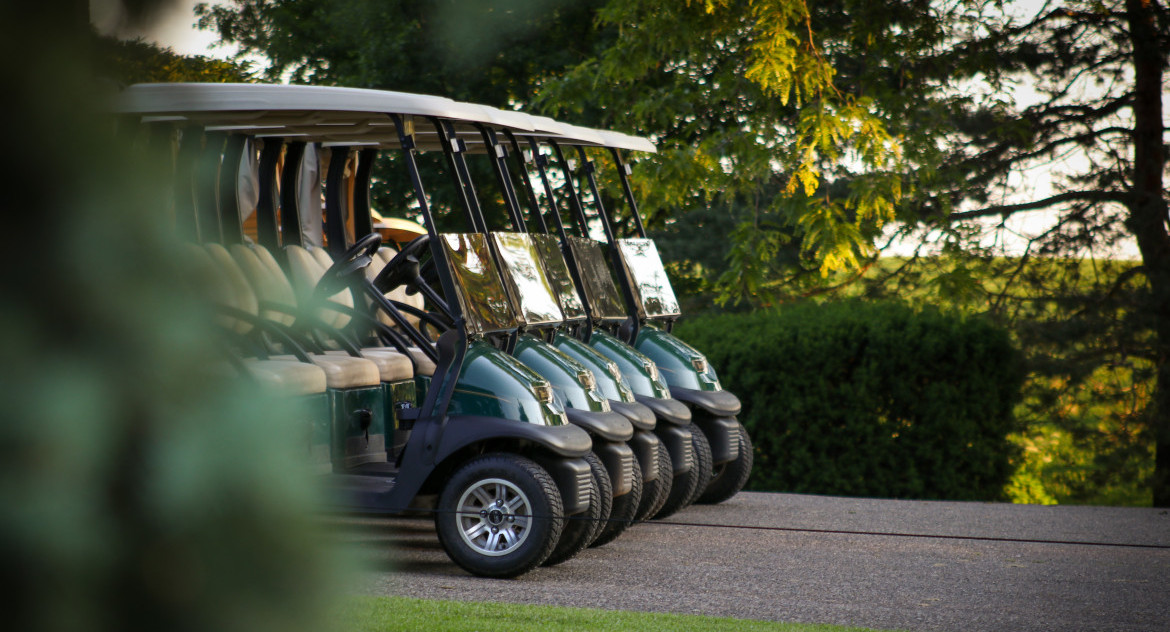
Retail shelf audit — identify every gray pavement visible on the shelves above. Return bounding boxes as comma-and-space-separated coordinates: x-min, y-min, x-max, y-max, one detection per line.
340, 492, 1170, 632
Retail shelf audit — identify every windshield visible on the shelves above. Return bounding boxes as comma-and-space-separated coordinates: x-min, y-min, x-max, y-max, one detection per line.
566, 236, 628, 322
531, 234, 587, 322
440, 233, 520, 335
615, 238, 680, 319
489, 232, 565, 327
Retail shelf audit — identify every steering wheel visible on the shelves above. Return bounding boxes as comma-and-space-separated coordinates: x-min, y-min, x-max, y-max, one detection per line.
372, 234, 431, 294
312, 232, 382, 300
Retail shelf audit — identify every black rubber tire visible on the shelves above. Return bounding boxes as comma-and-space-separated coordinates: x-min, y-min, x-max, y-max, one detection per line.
684, 427, 715, 507
696, 423, 754, 505
590, 453, 643, 548
653, 431, 700, 520
542, 463, 601, 567
434, 453, 563, 578
635, 441, 673, 522
581, 452, 612, 547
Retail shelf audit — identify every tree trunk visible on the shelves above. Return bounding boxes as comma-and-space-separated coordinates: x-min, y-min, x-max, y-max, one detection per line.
1125, 0, 1170, 506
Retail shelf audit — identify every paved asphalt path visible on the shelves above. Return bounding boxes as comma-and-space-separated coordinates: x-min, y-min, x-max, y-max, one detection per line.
341, 492, 1170, 631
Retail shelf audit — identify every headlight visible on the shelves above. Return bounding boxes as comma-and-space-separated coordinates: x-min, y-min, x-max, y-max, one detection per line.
691, 356, 708, 373
578, 370, 597, 391
532, 382, 554, 404
644, 361, 659, 382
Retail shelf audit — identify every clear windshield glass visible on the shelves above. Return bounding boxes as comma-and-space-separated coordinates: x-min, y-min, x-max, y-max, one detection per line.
615, 238, 681, 318
566, 236, 628, 321
440, 233, 520, 335
489, 232, 565, 327
531, 234, 587, 322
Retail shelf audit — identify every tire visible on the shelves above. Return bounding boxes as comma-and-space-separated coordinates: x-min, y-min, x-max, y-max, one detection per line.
580, 451, 612, 547
684, 427, 714, 507
590, 452, 642, 548
696, 423, 754, 505
635, 441, 673, 521
542, 463, 601, 567
653, 430, 700, 520
434, 453, 563, 578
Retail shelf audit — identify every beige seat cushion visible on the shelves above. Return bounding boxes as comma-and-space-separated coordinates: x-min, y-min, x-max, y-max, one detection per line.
271, 353, 380, 389
323, 349, 413, 382
406, 347, 437, 377
243, 359, 328, 395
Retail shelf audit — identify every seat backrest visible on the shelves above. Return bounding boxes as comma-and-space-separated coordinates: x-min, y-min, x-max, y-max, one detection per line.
364, 245, 424, 329
284, 244, 355, 329
204, 243, 260, 334
230, 243, 298, 327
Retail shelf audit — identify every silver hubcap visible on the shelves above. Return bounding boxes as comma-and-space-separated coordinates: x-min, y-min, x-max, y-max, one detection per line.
456, 478, 532, 556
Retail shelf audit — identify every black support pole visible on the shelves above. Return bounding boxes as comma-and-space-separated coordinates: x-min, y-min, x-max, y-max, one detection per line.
255, 139, 283, 250
353, 148, 377, 239
194, 132, 227, 243
217, 134, 248, 245
324, 146, 351, 256
279, 141, 306, 248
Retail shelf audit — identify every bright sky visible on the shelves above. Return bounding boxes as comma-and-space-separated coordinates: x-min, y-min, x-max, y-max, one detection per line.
91, 0, 232, 57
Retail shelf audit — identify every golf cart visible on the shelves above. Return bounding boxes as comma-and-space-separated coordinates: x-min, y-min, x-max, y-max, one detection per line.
556, 130, 754, 504
118, 83, 596, 578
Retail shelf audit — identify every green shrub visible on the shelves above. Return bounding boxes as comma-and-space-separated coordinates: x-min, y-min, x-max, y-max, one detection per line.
675, 300, 1024, 501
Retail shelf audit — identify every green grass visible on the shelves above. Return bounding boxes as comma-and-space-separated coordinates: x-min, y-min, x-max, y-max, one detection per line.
338, 596, 893, 632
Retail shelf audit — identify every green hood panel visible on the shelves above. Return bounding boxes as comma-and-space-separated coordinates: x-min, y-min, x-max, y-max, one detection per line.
588, 330, 671, 399
514, 335, 610, 413
448, 340, 568, 426
635, 326, 721, 392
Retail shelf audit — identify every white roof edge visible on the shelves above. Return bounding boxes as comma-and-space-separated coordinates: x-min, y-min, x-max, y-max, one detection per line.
117, 83, 485, 122
592, 129, 657, 153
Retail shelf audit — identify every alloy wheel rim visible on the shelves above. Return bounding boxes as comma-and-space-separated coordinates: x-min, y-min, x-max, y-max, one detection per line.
456, 478, 533, 556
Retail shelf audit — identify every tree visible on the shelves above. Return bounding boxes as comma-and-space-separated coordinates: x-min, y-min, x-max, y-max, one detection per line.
93, 34, 254, 85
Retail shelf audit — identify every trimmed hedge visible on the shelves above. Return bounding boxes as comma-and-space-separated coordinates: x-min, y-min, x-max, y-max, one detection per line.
675, 301, 1023, 501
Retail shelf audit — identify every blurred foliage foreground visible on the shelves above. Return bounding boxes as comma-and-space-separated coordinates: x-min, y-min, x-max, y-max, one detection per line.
1, 9, 340, 632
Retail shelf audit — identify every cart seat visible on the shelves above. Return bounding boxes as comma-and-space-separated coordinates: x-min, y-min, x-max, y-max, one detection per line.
284, 244, 356, 329
230, 244, 297, 326
202, 243, 260, 334
243, 358, 328, 395
323, 348, 413, 382
366, 246, 426, 329
405, 346, 436, 376
271, 353, 380, 389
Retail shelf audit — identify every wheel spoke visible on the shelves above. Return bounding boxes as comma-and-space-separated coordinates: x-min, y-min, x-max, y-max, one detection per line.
464, 520, 489, 541
471, 487, 493, 507
485, 531, 502, 551
505, 495, 527, 514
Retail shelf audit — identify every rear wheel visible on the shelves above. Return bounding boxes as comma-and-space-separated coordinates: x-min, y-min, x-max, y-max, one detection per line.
696, 423, 753, 505
435, 454, 563, 578
590, 454, 642, 548
635, 441, 672, 521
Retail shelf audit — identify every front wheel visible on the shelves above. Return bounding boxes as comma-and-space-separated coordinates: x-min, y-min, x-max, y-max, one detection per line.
696, 423, 753, 505
435, 453, 563, 578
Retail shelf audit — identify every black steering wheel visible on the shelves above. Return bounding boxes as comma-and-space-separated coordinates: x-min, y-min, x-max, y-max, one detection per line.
312, 232, 382, 300
372, 234, 431, 294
